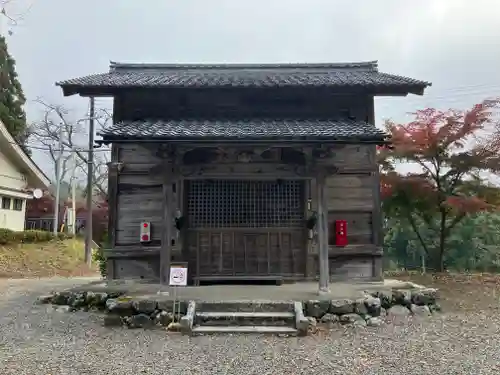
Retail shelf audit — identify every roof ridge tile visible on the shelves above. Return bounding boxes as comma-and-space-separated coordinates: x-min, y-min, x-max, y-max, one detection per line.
108, 61, 379, 72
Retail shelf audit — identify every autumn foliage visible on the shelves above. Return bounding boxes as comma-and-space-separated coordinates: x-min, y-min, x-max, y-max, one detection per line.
380, 99, 500, 271
26, 192, 108, 243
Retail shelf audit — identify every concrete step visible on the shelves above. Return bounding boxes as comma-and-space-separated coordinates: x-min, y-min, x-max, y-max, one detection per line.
196, 311, 295, 319
191, 325, 298, 335
195, 311, 296, 327
196, 300, 295, 313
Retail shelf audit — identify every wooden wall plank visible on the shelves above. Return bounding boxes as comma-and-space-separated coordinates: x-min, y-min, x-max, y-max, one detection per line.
323, 145, 376, 172
328, 211, 373, 245
117, 143, 163, 164
329, 257, 373, 280
115, 187, 163, 245
117, 90, 369, 120
114, 257, 161, 280
326, 174, 374, 211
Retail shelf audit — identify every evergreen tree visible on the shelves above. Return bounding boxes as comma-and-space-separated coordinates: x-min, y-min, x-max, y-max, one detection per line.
0, 34, 28, 150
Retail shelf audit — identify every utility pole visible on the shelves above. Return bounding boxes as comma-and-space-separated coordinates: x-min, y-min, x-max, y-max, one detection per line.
53, 125, 64, 235
70, 151, 77, 235
84, 97, 95, 265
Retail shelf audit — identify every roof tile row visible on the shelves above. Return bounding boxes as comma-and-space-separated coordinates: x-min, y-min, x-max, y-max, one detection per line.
99, 118, 387, 141
57, 61, 430, 92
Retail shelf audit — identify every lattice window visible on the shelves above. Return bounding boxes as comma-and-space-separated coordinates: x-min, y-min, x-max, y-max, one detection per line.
187, 180, 304, 228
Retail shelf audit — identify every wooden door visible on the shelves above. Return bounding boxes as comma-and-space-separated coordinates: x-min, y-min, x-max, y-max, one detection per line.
185, 179, 306, 279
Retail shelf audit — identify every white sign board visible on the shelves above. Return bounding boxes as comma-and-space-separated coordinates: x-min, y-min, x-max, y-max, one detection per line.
169, 266, 188, 286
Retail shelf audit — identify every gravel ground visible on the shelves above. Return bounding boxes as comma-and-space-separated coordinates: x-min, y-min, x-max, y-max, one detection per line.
1, 277, 500, 375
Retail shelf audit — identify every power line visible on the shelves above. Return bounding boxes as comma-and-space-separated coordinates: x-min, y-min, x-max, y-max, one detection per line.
376, 86, 500, 109
4, 140, 111, 152
9, 84, 500, 153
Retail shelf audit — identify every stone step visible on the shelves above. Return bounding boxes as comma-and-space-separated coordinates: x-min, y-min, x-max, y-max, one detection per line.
191, 325, 298, 335
196, 311, 295, 319
195, 311, 296, 327
196, 300, 295, 313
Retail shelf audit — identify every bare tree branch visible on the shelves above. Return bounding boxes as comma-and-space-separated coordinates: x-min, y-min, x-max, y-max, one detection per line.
1, 0, 34, 34
28, 98, 111, 203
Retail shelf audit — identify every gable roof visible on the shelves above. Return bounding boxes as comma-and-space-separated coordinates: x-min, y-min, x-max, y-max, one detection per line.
97, 118, 387, 143
56, 61, 431, 97
0, 121, 51, 189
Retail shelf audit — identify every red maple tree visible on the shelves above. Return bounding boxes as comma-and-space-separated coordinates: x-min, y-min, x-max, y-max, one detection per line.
380, 98, 500, 271
26, 192, 55, 217
26, 192, 109, 243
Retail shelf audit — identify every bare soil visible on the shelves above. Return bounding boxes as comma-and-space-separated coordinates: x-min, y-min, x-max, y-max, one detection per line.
391, 271, 500, 312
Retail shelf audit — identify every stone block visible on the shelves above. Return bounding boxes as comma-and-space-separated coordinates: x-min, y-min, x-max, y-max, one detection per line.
411, 288, 438, 306
128, 313, 155, 329
339, 313, 364, 324
132, 299, 157, 314
354, 299, 368, 315
305, 300, 330, 318
156, 311, 174, 327
37, 295, 53, 304
106, 298, 134, 316
392, 289, 412, 306
364, 296, 382, 316
329, 299, 354, 315
387, 305, 411, 317
376, 291, 394, 309
320, 313, 339, 324
157, 300, 187, 314
68, 293, 86, 309
51, 291, 73, 306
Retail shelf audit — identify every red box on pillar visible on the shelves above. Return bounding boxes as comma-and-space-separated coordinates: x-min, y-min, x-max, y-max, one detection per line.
335, 220, 348, 247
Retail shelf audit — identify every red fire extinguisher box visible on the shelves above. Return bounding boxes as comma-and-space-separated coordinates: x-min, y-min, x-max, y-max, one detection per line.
335, 220, 348, 247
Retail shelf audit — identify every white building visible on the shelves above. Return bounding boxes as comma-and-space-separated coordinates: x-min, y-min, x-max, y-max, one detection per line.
0, 120, 50, 231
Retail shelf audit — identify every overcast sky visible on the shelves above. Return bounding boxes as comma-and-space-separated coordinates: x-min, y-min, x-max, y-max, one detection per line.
2, 0, 500, 175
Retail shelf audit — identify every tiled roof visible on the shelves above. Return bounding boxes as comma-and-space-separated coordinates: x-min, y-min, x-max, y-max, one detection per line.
98, 119, 387, 141
57, 61, 431, 96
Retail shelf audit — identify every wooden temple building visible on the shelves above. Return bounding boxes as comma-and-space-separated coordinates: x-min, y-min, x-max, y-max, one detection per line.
57, 61, 430, 291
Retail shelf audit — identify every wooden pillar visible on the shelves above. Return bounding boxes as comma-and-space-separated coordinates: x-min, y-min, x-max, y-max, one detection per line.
372, 165, 384, 281
304, 178, 312, 278
367, 96, 384, 281
160, 168, 174, 285
106, 145, 119, 280
316, 173, 330, 293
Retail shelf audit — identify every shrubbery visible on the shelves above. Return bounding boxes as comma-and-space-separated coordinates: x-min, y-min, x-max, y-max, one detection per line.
92, 229, 109, 278
92, 247, 107, 278
0, 228, 73, 245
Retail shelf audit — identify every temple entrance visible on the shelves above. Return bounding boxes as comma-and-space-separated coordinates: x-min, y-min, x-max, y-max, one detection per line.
185, 179, 307, 281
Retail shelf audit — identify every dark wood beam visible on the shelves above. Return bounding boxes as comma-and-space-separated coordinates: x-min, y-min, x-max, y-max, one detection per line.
160, 169, 175, 285
367, 95, 384, 280
106, 144, 119, 279
316, 172, 330, 293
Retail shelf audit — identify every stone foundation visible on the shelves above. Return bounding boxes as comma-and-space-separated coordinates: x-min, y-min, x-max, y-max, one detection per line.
37, 284, 440, 335
304, 287, 440, 328
38, 291, 188, 331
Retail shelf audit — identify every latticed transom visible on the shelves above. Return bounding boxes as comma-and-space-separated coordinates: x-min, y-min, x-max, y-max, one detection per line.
187, 180, 304, 228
